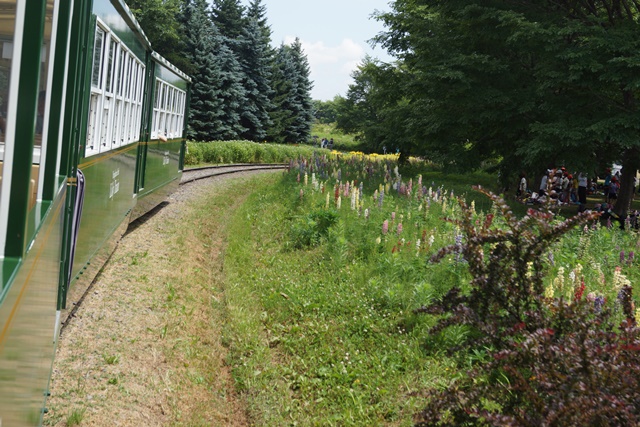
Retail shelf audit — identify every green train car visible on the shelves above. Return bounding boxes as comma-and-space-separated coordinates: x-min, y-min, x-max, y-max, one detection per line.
0, 1, 190, 425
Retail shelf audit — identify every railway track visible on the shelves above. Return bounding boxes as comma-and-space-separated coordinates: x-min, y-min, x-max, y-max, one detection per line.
181, 163, 287, 184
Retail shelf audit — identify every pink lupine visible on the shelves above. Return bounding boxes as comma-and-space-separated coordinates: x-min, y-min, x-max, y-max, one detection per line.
382, 220, 389, 235
397, 222, 403, 235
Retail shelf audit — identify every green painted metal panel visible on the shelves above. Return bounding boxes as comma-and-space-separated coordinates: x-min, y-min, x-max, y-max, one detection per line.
69, 146, 137, 282
5, 0, 47, 258
92, 0, 147, 60
0, 191, 65, 427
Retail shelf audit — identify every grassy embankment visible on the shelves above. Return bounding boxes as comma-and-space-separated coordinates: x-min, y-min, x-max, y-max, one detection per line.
213, 149, 639, 424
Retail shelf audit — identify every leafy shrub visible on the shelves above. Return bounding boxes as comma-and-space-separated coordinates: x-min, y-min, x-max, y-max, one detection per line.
289, 209, 338, 249
414, 188, 640, 425
185, 140, 322, 166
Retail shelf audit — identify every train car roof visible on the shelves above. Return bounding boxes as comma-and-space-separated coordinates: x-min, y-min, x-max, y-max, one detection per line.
152, 51, 192, 83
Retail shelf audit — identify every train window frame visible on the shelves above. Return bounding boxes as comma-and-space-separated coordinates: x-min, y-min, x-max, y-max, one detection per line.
151, 78, 186, 141
85, 19, 145, 158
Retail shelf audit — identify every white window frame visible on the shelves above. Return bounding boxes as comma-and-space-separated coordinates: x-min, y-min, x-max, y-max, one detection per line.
151, 78, 186, 140
85, 19, 145, 158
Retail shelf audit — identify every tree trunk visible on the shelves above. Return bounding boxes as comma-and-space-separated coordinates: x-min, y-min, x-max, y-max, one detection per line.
613, 150, 640, 218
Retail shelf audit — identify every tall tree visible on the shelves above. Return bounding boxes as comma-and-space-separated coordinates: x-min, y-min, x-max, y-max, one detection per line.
246, 0, 271, 47
236, 18, 274, 141
181, 0, 245, 140
127, 0, 190, 72
268, 44, 300, 143
372, 0, 640, 215
210, 0, 246, 52
287, 39, 314, 143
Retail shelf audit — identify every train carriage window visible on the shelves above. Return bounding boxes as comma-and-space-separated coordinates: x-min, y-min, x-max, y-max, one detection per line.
91, 29, 105, 89
151, 78, 185, 141
0, 2, 17, 210
85, 21, 145, 158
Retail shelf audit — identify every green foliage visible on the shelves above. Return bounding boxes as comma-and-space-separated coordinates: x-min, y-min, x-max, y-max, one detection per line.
222, 153, 640, 424
184, 140, 322, 165
311, 122, 362, 152
127, 0, 189, 71
356, 1, 640, 214
288, 209, 338, 249
414, 189, 640, 425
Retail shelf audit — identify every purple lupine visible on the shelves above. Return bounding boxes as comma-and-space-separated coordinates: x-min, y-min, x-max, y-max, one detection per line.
455, 234, 464, 262
629, 251, 635, 264
594, 296, 605, 313
620, 251, 626, 264
378, 191, 384, 208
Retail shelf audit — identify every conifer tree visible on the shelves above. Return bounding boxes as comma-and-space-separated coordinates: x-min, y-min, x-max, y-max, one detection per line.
288, 38, 314, 143
246, 0, 272, 48
210, 0, 246, 53
236, 18, 274, 141
181, 0, 246, 140
180, 0, 224, 140
268, 45, 299, 143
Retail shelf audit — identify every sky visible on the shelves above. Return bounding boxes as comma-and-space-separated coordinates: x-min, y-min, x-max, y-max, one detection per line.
243, 0, 395, 101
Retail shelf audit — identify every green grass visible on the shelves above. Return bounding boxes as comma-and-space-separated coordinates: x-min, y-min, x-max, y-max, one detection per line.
220, 153, 640, 425
65, 408, 86, 427
311, 122, 362, 152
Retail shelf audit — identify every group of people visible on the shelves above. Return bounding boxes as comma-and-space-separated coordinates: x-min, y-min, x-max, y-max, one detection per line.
517, 166, 622, 208
320, 137, 334, 149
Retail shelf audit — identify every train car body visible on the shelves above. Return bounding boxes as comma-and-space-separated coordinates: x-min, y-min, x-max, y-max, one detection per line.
0, 1, 190, 425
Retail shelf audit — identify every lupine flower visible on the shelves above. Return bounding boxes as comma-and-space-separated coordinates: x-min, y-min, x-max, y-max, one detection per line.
382, 220, 389, 235
326, 193, 330, 209
620, 251, 625, 264
391, 212, 396, 222
337, 196, 341, 209
574, 279, 585, 301
629, 251, 635, 264
364, 208, 369, 219
397, 223, 403, 235
544, 283, 555, 299
429, 234, 435, 246
594, 295, 605, 313
297, 173, 300, 183
548, 251, 555, 266
378, 191, 384, 208
304, 172, 308, 186
376, 236, 381, 245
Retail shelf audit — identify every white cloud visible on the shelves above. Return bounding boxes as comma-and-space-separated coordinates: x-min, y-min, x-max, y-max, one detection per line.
281, 37, 367, 100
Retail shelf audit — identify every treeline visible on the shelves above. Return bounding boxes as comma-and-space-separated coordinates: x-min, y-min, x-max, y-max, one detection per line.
127, 0, 314, 144
330, 1, 640, 217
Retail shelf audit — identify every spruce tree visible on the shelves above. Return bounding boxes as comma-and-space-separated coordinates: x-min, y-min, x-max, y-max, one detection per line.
236, 18, 274, 141
181, 0, 225, 141
181, 0, 246, 141
268, 45, 299, 143
210, 0, 246, 53
288, 38, 314, 143
246, 0, 272, 48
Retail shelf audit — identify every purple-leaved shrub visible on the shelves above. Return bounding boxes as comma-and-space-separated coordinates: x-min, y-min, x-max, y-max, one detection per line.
414, 187, 640, 425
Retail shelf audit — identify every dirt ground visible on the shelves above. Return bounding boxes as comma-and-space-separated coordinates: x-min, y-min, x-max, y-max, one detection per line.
44, 172, 275, 427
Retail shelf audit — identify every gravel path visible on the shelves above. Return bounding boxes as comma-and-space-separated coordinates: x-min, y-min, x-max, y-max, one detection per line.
44, 170, 280, 426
